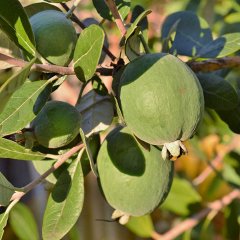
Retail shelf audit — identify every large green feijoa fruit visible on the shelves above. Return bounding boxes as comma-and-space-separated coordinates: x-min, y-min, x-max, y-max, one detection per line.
32, 101, 81, 148
119, 53, 204, 160
30, 10, 77, 66
97, 127, 174, 217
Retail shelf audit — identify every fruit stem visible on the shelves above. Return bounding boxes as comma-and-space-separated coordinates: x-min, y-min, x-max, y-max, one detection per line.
65, 0, 82, 19
139, 32, 151, 54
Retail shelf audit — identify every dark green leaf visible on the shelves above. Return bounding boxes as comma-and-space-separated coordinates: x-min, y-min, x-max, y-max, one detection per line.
197, 33, 240, 58
92, 0, 130, 21
216, 104, 240, 134
76, 90, 114, 136
0, 137, 45, 160
0, 0, 35, 57
162, 177, 201, 216
42, 153, 84, 240
197, 73, 239, 110
0, 172, 16, 206
131, 5, 148, 36
9, 202, 39, 240
125, 215, 154, 238
0, 57, 36, 113
0, 199, 19, 238
161, 11, 213, 56
73, 25, 104, 82
0, 80, 50, 136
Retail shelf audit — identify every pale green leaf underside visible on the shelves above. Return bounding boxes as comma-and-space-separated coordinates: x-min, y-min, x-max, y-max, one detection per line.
42, 152, 84, 240
0, 80, 49, 136
0, 137, 45, 160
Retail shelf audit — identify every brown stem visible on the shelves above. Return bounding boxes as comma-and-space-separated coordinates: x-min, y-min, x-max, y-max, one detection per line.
61, 3, 116, 61
105, 0, 127, 36
0, 53, 113, 76
11, 143, 84, 201
187, 56, 240, 72
152, 190, 240, 240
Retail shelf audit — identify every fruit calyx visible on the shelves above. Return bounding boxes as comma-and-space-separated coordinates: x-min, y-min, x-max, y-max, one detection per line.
162, 140, 187, 161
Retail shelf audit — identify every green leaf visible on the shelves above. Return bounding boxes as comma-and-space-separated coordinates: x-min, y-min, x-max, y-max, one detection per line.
0, 172, 16, 206
161, 11, 213, 56
79, 129, 98, 177
0, 57, 36, 113
0, 137, 45, 160
161, 177, 201, 216
73, 25, 104, 82
197, 73, 239, 110
76, 90, 114, 136
44, 0, 71, 3
197, 33, 240, 58
42, 152, 84, 240
0, 199, 19, 239
216, 104, 240, 134
9, 202, 39, 240
125, 27, 143, 61
121, 10, 151, 47
0, 80, 50, 136
0, 0, 35, 57
92, 0, 130, 21
125, 215, 154, 238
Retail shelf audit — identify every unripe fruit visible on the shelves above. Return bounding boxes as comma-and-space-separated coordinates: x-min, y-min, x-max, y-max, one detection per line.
32, 101, 81, 148
119, 53, 204, 159
97, 127, 174, 216
30, 10, 77, 66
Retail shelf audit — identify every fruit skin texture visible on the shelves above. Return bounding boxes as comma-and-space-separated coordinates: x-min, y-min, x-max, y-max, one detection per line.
97, 127, 174, 216
30, 10, 77, 66
119, 53, 204, 147
32, 101, 81, 148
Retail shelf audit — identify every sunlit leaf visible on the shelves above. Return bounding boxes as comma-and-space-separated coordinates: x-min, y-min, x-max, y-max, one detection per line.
0, 0, 35, 57
74, 25, 104, 82
42, 152, 84, 240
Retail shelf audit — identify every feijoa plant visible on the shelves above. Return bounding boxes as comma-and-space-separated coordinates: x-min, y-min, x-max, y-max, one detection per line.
0, 0, 240, 239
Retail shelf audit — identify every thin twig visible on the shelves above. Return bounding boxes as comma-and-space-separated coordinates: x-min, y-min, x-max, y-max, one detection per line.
193, 135, 240, 186
152, 189, 240, 240
187, 56, 240, 72
0, 53, 113, 76
61, 3, 116, 61
105, 0, 127, 36
10, 143, 84, 201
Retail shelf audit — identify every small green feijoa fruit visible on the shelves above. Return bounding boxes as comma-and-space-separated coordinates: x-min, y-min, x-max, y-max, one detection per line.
30, 10, 77, 66
97, 127, 174, 216
32, 101, 81, 148
119, 53, 204, 160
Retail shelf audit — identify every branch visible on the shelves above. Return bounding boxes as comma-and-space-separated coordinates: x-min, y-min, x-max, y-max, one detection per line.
105, 0, 127, 36
10, 143, 84, 201
193, 135, 240, 186
152, 189, 240, 240
61, 3, 116, 61
187, 56, 240, 72
0, 53, 113, 76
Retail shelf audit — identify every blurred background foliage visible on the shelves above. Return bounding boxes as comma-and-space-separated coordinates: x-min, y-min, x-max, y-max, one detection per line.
1, 0, 240, 239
